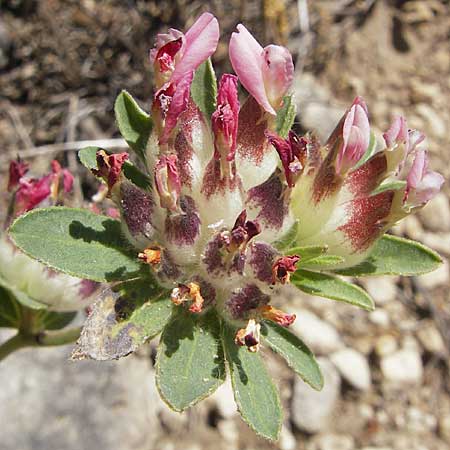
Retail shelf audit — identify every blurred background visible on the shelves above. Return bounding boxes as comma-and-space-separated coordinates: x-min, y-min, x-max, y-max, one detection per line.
1, 0, 450, 449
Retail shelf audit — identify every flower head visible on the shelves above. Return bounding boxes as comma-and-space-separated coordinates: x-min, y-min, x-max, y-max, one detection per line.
229, 24, 294, 115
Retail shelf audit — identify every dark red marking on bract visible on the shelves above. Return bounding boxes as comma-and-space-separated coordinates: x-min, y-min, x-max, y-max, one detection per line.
236, 96, 268, 165
346, 152, 387, 197
311, 146, 342, 204
248, 242, 278, 284
338, 190, 394, 252
203, 231, 228, 275
159, 249, 181, 280
173, 99, 203, 188
165, 195, 200, 245
201, 158, 240, 198
120, 181, 154, 239
226, 284, 270, 320
247, 173, 287, 230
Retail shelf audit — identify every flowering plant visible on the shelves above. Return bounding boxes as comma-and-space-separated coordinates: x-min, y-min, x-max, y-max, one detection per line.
0, 159, 99, 358
6, 13, 444, 440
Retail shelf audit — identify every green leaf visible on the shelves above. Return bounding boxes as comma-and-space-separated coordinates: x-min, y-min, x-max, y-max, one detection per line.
354, 131, 377, 168
334, 234, 442, 277
372, 179, 406, 195
38, 311, 77, 331
156, 309, 226, 411
0, 286, 21, 328
292, 270, 374, 311
276, 95, 296, 138
72, 279, 171, 360
301, 254, 345, 269
273, 220, 299, 251
287, 245, 328, 261
9, 207, 143, 282
114, 90, 153, 164
222, 322, 282, 441
261, 321, 323, 390
190, 59, 217, 118
78, 147, 152, 190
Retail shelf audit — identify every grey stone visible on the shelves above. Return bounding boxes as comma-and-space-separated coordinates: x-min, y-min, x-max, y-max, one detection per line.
208, 380, 237, 419
0, 340, 160, 450
314, 433, 355, 450
291, 358, 341, 433
361, 277, 397, 305
381, 348, 423, 385
418, 193, 450, 232
290, 309, 343, 355
330, 348, 371, 391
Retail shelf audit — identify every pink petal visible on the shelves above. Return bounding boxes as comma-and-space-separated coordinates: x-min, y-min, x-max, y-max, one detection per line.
229, 24, 275, 115
171, 13, 219, 85
15, 176, 52, 215
413, 171, 445, 204
261, 44, 294, 109
212, 74, 240, 161
383, 115, 407, 148
8, 159, 29, 192
406, 150, 427, 189
160, 71, 194, 144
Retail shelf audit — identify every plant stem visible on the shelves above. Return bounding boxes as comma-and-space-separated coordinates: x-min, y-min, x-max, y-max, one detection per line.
0, 333, 34, 361
0, 327, 81, 362
37, 327, 82, 346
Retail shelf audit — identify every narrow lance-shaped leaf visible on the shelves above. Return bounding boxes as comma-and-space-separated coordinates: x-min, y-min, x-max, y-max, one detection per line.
190, 58, 217, 118
334, 234, 442, 277
9, 208, 144, 282
114, 90, 153, 165
156, 308, 226, 411
72, 278, 171, 360
261, 321, 323, 391
292, 269, 375, 311
276, 95, 296, 138
222, 322, 282, 441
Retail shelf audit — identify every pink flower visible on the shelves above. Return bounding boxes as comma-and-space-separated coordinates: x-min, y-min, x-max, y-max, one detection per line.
383, 115, 408, 148
229, 24, 294, 115
272, 255, 300, 284
266, 130, 307, 187
259, 305, 296, 327
15, 176, 52, 216
154, 155, 181, 211
405, 150, 444, 206
335, 98, 370, 174
92, 151, 129, 193
8, 159, 29, 192
211, 74, 240, 162
50, 160, 74, 197
152, 13, 219, 144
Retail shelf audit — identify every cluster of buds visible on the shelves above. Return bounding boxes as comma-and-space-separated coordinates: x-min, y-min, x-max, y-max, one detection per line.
2, 159, 99, 311
90, 13, 443, 351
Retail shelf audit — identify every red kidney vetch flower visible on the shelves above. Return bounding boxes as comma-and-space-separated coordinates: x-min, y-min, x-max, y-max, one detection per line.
2, 160, 100, 311
90, 14, 443, 352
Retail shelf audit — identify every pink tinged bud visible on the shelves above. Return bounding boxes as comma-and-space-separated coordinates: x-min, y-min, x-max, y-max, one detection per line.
15, 176, 51, 216
405, 150, 444, 205
266, 130, 307, 187
153, 36, 184, 73
50, 160, 74, 199
154, 155, 181, 211
261, 45, 294, 110
272, 255, 300, 284
259, 305, 296, 327
171, 13, 220, 85
229, 24, 293, 115
212, 74, 240, 162
158, 71, 194, 144
92, 150, 129, 193
8, 159, 29, 192
383, 115, 408, 148
336, 103, 370, 174
235, 319, 261, 352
